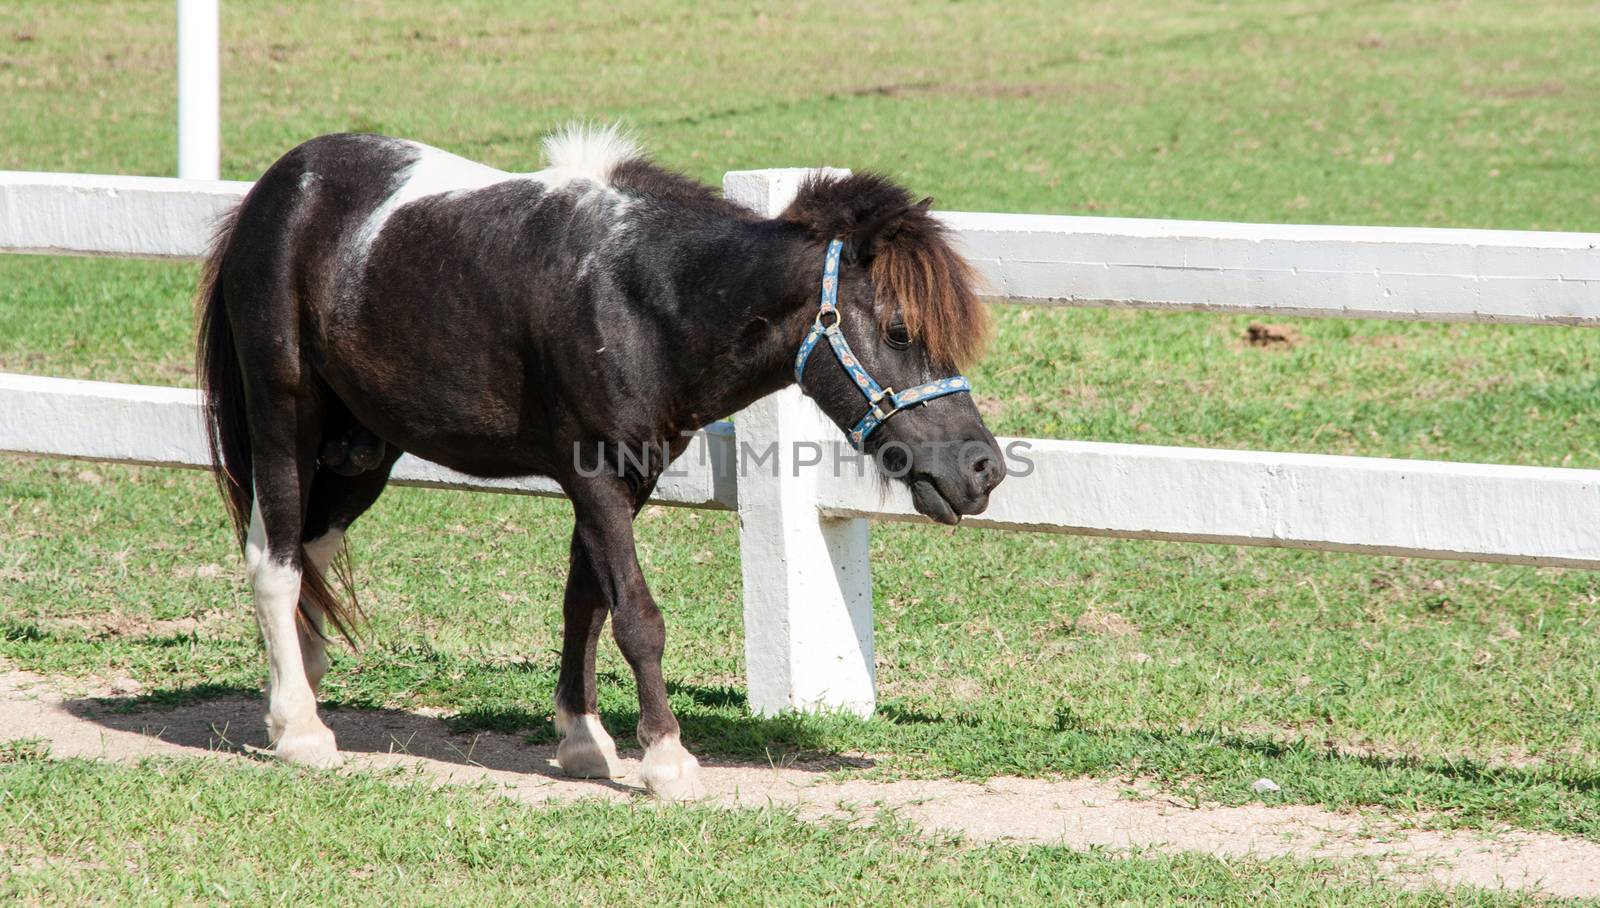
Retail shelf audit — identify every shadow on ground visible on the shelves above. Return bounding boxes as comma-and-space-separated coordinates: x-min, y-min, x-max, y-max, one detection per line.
61, 675, 872, 790
62, 687, 612, 782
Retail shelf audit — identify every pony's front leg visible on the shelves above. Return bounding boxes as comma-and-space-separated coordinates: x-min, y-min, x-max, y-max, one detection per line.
568, 480, 703, 801
553, 531, 624, 779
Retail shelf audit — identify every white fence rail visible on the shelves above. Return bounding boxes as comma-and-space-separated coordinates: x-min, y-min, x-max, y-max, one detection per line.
0, 171, 248, 259
953, 212, 1600, 325
7, 170, 1598, 322
0, 373, 737, 510
3, 168, 1599, 716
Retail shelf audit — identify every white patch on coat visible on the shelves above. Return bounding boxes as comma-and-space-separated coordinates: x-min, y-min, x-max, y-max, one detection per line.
353, 143, 515, 255
352, 124, 641, 261
571, 191, 639, 285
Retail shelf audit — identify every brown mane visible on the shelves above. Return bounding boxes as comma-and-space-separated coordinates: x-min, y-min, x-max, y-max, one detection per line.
782, 173, 991, 369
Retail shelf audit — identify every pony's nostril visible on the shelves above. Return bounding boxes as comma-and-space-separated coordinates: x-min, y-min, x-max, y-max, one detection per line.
971, 456, 991, 475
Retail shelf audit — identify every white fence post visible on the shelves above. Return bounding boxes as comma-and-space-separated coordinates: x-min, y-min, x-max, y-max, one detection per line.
177, 0, 220, 180
723, 168, 877, 718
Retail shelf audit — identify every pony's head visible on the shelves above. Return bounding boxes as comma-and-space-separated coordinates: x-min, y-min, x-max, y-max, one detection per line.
784, 174, 1004, 524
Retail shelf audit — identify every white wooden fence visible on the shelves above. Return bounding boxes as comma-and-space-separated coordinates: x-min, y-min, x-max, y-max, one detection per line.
3, 168, 1599, 718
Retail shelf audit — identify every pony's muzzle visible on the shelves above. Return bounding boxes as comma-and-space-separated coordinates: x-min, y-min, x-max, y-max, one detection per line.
898, 436, 1004, 525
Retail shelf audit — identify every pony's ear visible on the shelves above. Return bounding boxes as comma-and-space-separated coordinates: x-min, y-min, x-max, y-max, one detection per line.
844, 201, 923, 265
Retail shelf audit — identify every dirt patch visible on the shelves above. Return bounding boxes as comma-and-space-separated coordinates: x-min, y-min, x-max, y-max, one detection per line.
3, 667, 1599, 899
852, 78, 1133, 103
1225, 721, 1552, 772
1350, 334, 1415, 350
45, 609, 234, 641
879, 674, 986, 705
1469, 79, 1565, 100
1242, 322, 1302, 349
1073, 607, 1140, 638
973, 394, 1005, 419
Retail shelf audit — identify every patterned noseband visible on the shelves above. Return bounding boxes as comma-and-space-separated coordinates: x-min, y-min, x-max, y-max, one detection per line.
793, 238, 973, 450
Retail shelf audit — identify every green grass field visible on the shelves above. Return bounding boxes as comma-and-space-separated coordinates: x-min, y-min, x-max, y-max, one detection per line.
5, 1, 1600, 903
7, 746, 1563, 907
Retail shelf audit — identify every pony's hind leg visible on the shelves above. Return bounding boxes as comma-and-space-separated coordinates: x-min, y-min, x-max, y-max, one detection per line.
245, 390, 344, 767
298, 451, 400, 694
247, 497, 340, 767
298, 533, 338, 693
554, 531, 624, 779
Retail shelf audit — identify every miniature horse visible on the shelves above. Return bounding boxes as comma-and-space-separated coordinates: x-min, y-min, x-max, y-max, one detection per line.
196, 125, 1003, 799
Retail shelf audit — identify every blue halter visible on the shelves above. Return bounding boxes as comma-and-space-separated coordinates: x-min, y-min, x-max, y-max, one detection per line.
794, 238, 974, 450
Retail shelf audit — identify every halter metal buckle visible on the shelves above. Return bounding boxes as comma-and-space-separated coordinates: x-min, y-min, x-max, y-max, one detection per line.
869, 387, 898, 422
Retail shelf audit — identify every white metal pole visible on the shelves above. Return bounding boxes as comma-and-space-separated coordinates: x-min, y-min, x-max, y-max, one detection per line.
177, 0, 220, 180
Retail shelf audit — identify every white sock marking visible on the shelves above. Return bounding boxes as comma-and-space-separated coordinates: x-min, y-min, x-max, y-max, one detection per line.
247, 496, 338, 765
640, 734, 704, 801
554, 704, 625, 779
303, 528, 345, 575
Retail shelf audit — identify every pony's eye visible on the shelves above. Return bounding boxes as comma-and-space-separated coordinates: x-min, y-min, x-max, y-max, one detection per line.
886, 323, 912, 349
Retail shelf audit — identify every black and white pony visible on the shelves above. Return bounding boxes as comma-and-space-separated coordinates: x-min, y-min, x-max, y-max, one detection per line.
197, 125, 1003, 799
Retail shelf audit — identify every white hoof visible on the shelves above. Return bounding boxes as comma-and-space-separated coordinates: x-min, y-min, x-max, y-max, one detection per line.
555, 712, 625, 779
640, 735, 704, 802
271, 720, 342, 769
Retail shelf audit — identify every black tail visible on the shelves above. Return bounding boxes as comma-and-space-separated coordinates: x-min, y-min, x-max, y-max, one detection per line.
196, 206, 251, 542
195, 206, 363, 646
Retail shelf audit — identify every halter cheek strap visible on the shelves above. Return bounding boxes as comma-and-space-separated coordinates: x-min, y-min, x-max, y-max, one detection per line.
794, 238, 973, 450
